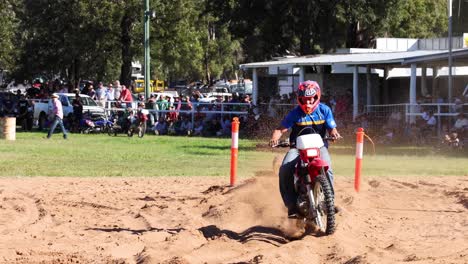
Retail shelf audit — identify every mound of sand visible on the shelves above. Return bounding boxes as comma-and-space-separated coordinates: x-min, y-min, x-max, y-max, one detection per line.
0, 172, 466, 263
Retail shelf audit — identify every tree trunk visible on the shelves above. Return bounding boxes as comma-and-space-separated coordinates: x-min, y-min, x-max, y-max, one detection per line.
346, 21, 358, 48
120, 12, 133, 87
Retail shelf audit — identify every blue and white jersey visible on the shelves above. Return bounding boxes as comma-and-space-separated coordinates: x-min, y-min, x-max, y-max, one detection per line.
280, 103, 337, 148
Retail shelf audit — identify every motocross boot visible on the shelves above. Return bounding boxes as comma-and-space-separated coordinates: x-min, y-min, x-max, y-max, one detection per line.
287, 206, 300, 219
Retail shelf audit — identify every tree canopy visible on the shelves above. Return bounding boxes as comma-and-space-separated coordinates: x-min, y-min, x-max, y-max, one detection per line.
0, 0, 459, 86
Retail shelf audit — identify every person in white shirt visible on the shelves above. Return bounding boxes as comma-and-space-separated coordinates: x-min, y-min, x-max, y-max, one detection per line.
113, 80, 122, 100
426, 111, 436, 126
104, 84, 115, 108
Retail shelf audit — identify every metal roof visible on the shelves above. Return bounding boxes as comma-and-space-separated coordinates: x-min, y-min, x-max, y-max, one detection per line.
239, 50, 468, 69
402, 48, 468, 66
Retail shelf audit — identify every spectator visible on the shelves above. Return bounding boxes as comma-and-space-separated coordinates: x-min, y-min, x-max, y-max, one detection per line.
328, 95, 337, 112
2, 94, 17, 117
387, 111, 402, 130
105, 84, 115, 107
72, 93, 83, 133
118, 85, 133, 108
379, 126, 394, 144
451, 97, 463, 113
192, 119, 204, 136
334, 94, 348, 119
95, 82, 105, 107
267, 95, 280, 117
179, 95, 192, 118
453, 113, 467, 136
204, 118, 222, 136
147, 94, 159, 124
81, 82, 91, 95
87, 85, 96, 100
217, 116, 231, 136
173, 116, 184, 135
421, 111, 436, 137
113, 80, 122, 100
58, 84, 68, 93
180, 116, 192, 135
153, 118, 168, 135
157, 95, 169, 120
167, 105, 178, 123
17, 93, 33, 131
46, 93, 68, 139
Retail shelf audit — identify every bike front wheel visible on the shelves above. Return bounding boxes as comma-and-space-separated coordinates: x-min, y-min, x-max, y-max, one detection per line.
138, 123, 146, 138
312, 173, 336, 235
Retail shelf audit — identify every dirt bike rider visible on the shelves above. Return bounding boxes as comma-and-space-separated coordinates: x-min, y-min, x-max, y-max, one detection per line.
270, 80, 341, 218
136, 102, 148, 126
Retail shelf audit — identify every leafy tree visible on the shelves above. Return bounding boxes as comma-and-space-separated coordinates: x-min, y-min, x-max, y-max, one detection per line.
382, 0, 447, 39
15, 0, 126, 85
5, 0, 454, 86
452, 0, 468, 36
151, 0, 204, 84
0, 0, 19, 72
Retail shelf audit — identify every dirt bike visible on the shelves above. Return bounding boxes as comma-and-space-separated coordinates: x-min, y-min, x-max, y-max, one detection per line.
273, 129, 338, 235
127, 109, 149, 138
127, 120, 147, 138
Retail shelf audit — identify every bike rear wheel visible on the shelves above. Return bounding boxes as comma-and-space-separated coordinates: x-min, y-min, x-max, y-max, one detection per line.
127, 128, 134, 137
312, 173, 336, 235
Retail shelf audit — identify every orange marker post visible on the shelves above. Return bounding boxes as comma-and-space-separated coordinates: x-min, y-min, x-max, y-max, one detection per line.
230, 117, 240, 186
355, 127, 364, 192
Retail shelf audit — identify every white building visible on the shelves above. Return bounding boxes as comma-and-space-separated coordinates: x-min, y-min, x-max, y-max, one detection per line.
240, 35, 468, 121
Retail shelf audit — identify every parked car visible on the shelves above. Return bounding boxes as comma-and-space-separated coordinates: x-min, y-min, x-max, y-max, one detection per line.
33, 93, 105, 130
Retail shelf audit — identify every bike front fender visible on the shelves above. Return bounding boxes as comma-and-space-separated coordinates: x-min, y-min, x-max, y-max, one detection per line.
307, 158, 329, 177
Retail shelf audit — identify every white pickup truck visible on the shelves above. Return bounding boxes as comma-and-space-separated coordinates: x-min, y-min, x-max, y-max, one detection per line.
33, 93, 106, 130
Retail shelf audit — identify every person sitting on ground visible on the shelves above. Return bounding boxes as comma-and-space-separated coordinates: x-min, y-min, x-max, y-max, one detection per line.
180, 116, 192, 135
204, 118, 222, 137
192, 119, 204, 136
453, 113, 467, 135
379, 126, 394, 144
217, 116, 231, 136
173, 116, 184, 135
421, 111, 436, 137
153, 117, 168, 135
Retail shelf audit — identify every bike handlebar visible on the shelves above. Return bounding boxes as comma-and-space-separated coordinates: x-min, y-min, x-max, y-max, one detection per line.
270, 135, 343, 148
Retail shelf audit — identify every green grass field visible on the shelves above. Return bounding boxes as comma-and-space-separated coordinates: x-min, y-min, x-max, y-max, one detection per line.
0, 132, 466, 178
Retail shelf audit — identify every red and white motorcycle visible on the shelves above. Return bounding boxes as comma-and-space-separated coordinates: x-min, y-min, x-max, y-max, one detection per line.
274, 130, 337, 235
294, 133, 336, 235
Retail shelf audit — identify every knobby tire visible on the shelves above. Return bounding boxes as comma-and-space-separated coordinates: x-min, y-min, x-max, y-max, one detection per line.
314, 174, 336, 235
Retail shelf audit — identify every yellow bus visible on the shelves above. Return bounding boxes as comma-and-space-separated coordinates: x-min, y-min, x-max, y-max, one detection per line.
134, 79, 165, 93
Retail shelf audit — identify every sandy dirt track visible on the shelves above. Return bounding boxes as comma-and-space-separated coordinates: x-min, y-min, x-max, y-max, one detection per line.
0, 172, 467, 264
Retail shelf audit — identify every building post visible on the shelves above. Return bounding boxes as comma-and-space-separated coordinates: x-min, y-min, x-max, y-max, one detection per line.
421, 66, 428, 97
299, 66, 305, 83
383, 67, 389, 104
144, 0, 151, 100
366, 65, 372, 106
448, 0, 453, 105
252, 68, 258, 106
410, 63, 417, 124
432, 67, 439, 102
353, 66, 359, 121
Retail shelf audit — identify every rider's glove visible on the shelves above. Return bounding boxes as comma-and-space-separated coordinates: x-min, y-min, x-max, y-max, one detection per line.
269, 139, 279, 147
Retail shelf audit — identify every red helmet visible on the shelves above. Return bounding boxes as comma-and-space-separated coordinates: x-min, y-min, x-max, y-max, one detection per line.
297, 80, 321, 114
